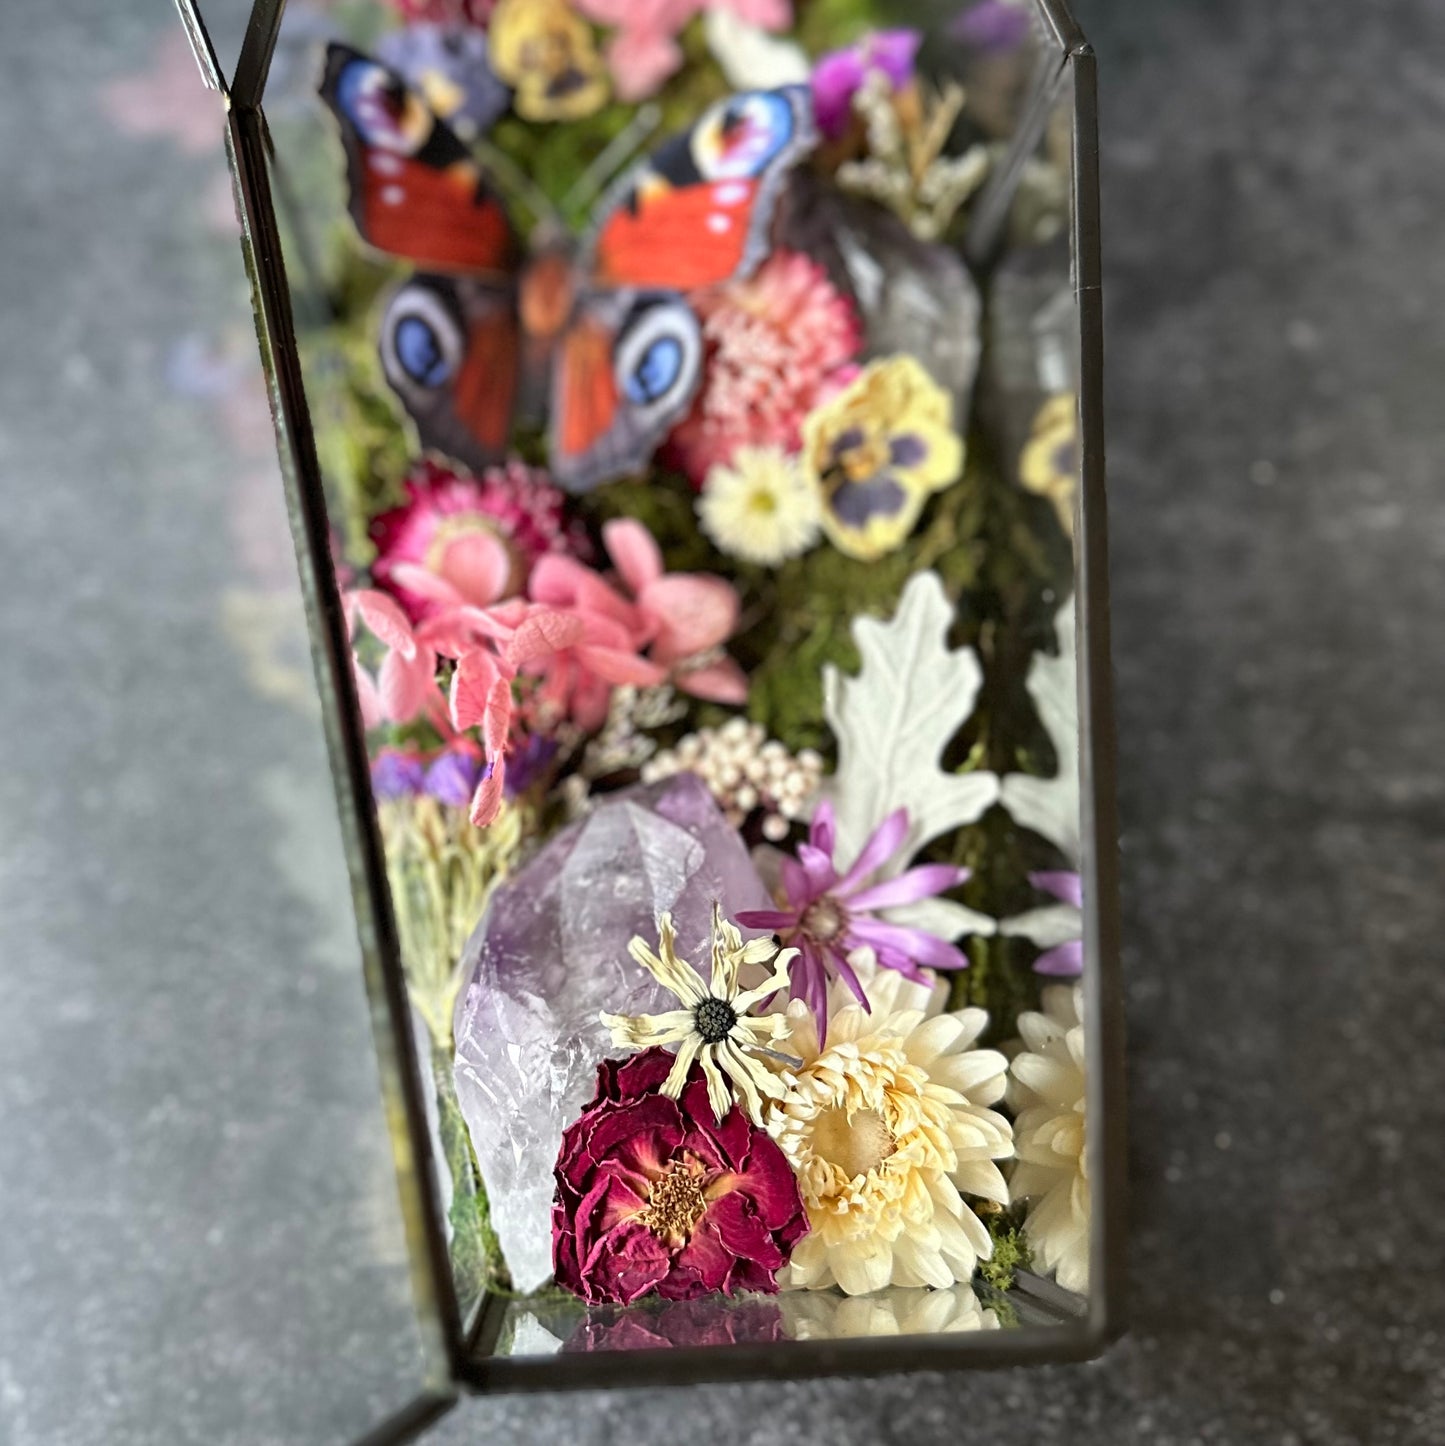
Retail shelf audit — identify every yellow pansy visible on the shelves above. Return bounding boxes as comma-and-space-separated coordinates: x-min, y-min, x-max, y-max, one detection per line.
489, 0, 610, 123
802, 355, 964, 561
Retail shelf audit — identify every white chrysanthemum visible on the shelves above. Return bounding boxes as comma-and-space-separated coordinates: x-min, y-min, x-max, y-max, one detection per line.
698, 446, 821, 566
779, 1280, 1000, 1340
1009, 984, 1089, 1294
767, 966, 1013, 1296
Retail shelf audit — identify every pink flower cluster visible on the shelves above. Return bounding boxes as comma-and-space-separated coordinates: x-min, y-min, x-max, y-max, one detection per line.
350, 465, 747, 826
574, 0, 793, 102
668, 250, 863, 486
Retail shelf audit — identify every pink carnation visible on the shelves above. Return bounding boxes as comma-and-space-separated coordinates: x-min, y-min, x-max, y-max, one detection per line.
371, 459, 588, 623
552, 1047, 808, 1306
667, 251, 863, 486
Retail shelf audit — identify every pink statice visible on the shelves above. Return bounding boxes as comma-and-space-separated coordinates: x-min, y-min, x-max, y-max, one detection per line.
738, 802, 969, 1038
667, 251, 863, 486
575, 0, 792, 102
371, 459, 588, 623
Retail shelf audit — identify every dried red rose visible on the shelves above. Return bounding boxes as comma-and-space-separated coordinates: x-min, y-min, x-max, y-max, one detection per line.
552, 1047, 808, 1306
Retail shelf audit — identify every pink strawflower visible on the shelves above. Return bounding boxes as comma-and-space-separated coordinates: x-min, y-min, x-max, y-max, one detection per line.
738, 802, 970, 1037
552, 1047, 808, 1305
371, 459, 588, 623
667, 251, 863, 486
575, 0, 792, 102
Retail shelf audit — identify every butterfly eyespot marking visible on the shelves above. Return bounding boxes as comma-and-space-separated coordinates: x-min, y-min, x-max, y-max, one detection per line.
382, 284, 463, 393
692, 91, 796, 182
337, 57, 431, 156
614, 302, 702, 414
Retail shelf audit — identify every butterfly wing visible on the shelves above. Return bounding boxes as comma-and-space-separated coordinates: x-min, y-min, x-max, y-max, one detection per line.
319, 44, 517, 275
549, 291, 704, 494
381, 275, 520, 472
584, 87, 817, 290
551, 88, 815, 489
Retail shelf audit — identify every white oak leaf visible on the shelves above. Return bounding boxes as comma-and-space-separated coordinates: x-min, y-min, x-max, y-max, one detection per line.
1000, 597, 1081, 865
823, 571, 1000, 939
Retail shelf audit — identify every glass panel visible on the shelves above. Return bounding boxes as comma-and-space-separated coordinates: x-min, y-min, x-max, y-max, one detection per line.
247, 0, 1108, 1385
0, 6, 444, 1441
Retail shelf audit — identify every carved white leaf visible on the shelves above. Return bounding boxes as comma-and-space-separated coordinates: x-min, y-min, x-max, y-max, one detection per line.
1000, 596, 1081, 865
999, 902, 1081, 949
704, 11, 810, 88
824, 571, 1000, 939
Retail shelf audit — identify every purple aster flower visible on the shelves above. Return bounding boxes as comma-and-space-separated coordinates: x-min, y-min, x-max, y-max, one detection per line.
423, 749, 485, 808
737, 801, 969, 1038
371, 749, 425, 801
951, 1, 1033, 55
1029, 871, 1084, 977
812, 29, 923, 141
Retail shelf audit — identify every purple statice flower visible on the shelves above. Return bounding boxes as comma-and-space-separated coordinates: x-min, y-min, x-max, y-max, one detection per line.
1029, 871, 1084, 976
737, 801, 969, 1037
371, 749, 426, 801
812, 29, 923, 141
423, 749, 485, 808
951, 1, 1033, 55
502, 733, 560, 798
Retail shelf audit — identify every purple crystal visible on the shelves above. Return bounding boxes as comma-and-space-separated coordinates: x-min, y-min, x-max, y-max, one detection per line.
452, 775, 772, 1291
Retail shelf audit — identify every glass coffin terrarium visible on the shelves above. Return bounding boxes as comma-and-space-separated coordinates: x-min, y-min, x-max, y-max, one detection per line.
176, 0, 1123, 1432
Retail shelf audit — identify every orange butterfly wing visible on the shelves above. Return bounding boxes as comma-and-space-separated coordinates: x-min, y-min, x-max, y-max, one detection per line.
321, 45, 516, 276
588, 88, 816, 291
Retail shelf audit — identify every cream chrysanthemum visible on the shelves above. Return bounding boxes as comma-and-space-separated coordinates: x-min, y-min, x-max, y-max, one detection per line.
698, 447, 821, 566
602, 907, 796, 1127
767, 966, 1013, 1296
1009, 984, 1090, 1294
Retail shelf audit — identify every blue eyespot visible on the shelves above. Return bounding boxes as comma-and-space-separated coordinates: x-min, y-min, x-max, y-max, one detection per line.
395, 315, 451, 387
625, 335, 685, 404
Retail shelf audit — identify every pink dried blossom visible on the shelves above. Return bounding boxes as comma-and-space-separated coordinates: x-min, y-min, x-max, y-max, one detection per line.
552, 1047, 808, 1305
371, 459, 587, 623
575, 0, 793, 102
667, 251, 863, 485
531, 519, 747, 709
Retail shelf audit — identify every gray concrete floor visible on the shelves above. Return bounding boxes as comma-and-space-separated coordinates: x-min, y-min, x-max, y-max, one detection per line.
3, 0, 1444, 1443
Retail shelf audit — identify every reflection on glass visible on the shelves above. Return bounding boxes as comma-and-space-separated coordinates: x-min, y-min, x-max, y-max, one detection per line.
254, 0, 1096, 1372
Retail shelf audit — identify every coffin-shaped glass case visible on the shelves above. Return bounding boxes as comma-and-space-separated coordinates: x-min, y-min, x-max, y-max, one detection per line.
173, 0, 1123, 1436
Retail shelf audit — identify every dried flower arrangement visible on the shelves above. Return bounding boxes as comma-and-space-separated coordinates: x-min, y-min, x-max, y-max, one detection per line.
283, 0, 1089, 1349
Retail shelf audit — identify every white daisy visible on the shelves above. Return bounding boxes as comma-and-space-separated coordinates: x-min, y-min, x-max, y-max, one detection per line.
602, 906, 797, 1126
767, 963, 1014, 1297
698, 447, 821, 566
1009, 984, 1090, 1295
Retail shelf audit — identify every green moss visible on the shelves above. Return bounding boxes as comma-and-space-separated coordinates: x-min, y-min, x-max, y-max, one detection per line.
978, 1209, 1033, 1294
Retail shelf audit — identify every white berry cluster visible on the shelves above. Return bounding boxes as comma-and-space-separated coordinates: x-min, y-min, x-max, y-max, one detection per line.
642, 718, 824, 840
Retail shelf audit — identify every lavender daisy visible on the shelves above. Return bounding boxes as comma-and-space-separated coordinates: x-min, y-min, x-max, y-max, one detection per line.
738, 801, 969, 1036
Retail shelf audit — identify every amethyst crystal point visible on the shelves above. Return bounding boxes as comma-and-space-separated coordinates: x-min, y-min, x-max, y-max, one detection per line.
452, 775, 772, 1292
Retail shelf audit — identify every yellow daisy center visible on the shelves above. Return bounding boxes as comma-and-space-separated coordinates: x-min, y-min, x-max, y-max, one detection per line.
811, 1105, 897, 1182
746, 485, 779, 517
